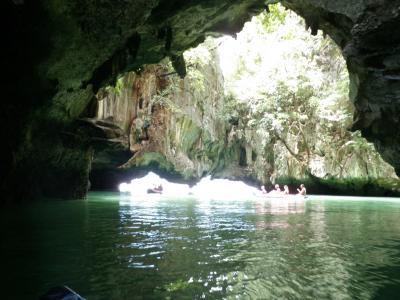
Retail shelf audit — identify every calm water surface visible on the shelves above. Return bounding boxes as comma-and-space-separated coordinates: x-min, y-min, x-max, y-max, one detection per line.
2, 193, 400, 299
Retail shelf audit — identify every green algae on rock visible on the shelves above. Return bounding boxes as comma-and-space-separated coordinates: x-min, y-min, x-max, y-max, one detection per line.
5, 0, 400, 201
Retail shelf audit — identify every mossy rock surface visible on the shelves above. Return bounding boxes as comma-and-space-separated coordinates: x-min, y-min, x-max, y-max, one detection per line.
5, 0, 400, 202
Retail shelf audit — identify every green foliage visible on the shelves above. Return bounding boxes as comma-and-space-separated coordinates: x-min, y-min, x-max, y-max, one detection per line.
151, 83, 182, 114
316, 177, 400, 196
186, 68, 206, 94
184, 38, 220, 97
105, 76, 125, 95
259, 4, 288, 32
151, 39, 219, 115
217, 93, 247, 124
213, 2, 396, 182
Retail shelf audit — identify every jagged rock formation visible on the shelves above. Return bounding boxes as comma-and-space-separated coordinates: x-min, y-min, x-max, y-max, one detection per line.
5, 0, 400, 201
93, 32, 398, 194
93, 48, 238, 185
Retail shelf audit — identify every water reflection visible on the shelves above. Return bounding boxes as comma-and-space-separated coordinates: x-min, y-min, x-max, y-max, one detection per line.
255, 198, 306, 215
254, 198, 305, 231
3, 195, 400, 299
114, 197, 400, 299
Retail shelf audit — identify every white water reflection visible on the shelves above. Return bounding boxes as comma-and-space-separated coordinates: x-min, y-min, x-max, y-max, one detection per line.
190, 176, 260, 200
119, 172, 191, 196
118, 171, 302, 202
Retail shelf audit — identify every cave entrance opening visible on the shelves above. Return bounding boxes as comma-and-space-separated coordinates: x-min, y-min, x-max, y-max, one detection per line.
90, 4, 399, 195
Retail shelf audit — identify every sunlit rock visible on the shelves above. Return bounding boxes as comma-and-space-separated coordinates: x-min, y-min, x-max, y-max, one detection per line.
95, 7, 399, 196
5, 0, 400, 201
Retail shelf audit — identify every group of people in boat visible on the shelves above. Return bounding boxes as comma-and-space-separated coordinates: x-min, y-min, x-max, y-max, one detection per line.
146, 182, 306, 197
147, 184, 163, 194
260, 183, 306, 197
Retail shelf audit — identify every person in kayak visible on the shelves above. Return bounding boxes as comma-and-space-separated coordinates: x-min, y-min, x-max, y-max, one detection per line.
268, 184, 282, 195
297, 184, 306, 195
283, 185, 290, 195
260, 185, 268, 194
147, 184, 163, 194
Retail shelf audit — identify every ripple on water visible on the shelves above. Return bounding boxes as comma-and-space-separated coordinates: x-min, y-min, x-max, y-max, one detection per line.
4, 194, 400, 299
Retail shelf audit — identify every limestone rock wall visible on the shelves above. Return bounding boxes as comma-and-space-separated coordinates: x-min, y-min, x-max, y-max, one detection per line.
5, 0, 400, 201
95, 38, 398, 191
95, 45, 239, 180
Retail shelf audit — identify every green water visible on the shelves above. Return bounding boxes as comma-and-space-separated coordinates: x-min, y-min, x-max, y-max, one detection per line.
2, 193, 400, 299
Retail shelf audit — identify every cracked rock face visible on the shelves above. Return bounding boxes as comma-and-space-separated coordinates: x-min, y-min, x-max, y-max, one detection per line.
4, 0, 400, 201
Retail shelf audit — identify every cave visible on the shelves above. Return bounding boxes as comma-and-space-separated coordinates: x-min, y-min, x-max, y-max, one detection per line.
5, 2, 400, 299
4, 0, 400, 203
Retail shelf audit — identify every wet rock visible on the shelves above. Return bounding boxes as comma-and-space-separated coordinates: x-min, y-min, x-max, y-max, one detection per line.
4, 0, 400, 201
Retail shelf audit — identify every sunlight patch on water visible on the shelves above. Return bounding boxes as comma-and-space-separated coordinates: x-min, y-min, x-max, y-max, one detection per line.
3, 190, 400, 298
117, 172, 400, 207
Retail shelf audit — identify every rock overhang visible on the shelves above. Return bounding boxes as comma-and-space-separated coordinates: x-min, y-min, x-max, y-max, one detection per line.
4, 0, 400, 201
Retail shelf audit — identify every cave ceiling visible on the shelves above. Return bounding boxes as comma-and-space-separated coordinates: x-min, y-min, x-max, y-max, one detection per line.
4, 0, 400, 200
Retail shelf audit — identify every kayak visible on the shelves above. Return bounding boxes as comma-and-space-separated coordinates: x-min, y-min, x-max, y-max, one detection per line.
254, 194, 307, 201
